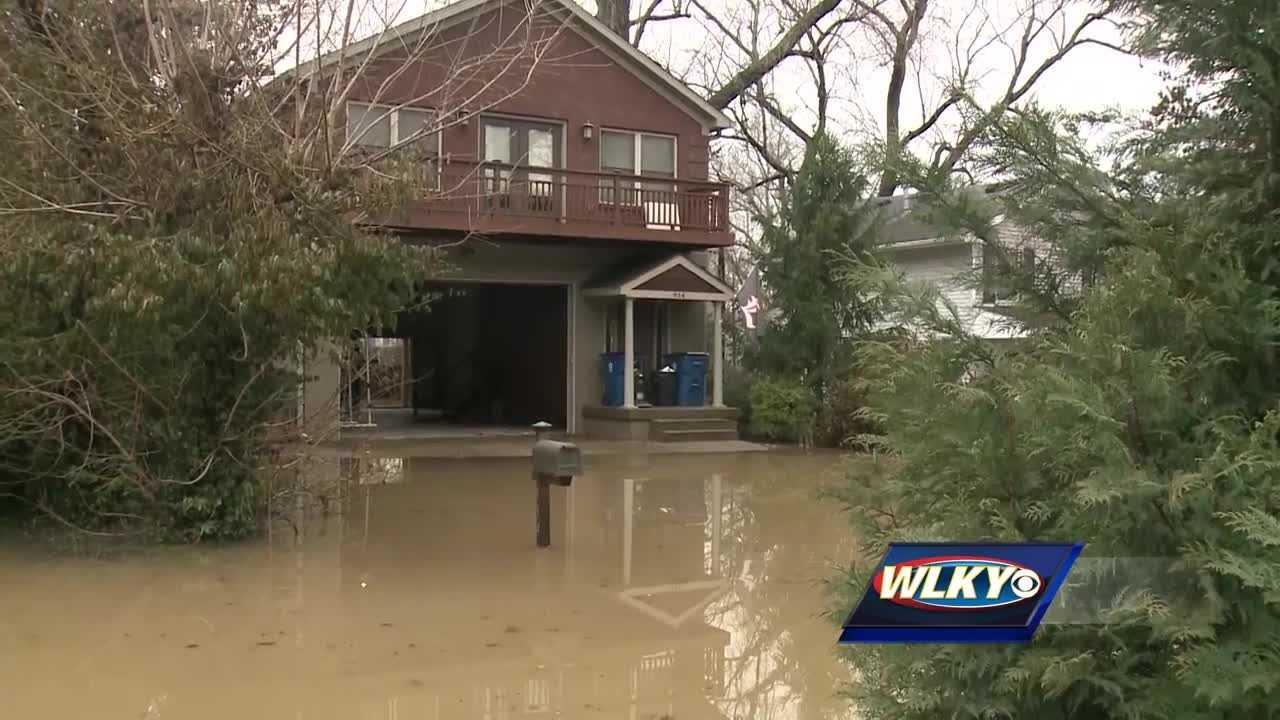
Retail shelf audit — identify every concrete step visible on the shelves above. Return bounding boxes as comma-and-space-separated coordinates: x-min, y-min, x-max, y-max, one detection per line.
650, 416, 740, 442
586, 405, 740, 421
650, 417, 737, 433
654, 427, 740, 442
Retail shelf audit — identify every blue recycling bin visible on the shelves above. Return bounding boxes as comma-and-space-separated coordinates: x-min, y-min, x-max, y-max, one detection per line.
664, 352, 708, 406
601, 352, 648, 406
601, 352, 625, 406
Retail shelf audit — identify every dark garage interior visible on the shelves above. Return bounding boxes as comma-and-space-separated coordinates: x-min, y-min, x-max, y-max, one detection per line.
391, 282, 568, 428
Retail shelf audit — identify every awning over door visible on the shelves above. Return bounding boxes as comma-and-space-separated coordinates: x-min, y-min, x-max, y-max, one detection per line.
583, 254, 733, 302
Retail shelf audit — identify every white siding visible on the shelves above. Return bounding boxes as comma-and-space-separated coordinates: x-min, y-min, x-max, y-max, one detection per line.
890, 241, 982, 327
995, 220, 1084, 297
883, 235, 1026, 339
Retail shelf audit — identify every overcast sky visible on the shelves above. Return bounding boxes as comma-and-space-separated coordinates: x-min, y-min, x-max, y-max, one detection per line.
997, 27, 1168, 114
335, 0, 1172, 154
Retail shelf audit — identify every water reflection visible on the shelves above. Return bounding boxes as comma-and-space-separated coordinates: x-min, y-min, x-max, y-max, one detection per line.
0, 450, 853, 720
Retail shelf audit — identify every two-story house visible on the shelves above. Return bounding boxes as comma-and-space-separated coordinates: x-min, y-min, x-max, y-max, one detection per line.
297, 0, 739, 441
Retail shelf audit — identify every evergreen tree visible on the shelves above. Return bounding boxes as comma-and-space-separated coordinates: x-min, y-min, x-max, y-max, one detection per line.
834, 0, 1280, 716
749, 133, 885, 442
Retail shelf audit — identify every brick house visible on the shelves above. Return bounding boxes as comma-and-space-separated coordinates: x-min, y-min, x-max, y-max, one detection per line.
297, 0, 739, 440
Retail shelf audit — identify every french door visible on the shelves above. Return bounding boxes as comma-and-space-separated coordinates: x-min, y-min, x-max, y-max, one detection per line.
480, 117, 562, 214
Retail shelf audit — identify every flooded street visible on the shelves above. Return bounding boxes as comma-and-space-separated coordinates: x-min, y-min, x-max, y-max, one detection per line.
0, 450, 856, 720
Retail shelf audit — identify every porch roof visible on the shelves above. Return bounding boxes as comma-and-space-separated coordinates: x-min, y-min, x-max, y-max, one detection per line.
583, 254, 733, 302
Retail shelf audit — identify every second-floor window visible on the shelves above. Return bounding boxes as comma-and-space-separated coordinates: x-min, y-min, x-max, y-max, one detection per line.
600, 130, 676, 202
347, 102, 441, 148
982, 244, 1035, 305
347, 101, 440, 168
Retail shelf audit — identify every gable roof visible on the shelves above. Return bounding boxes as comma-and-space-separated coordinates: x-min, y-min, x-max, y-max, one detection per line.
286, 0, 731, 131
584, 253, 734, 301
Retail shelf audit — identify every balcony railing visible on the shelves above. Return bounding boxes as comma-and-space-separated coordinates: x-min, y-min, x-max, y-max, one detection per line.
379, 159, 733, 246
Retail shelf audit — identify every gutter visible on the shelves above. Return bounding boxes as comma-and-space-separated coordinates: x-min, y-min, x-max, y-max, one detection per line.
878, 235, 975, 253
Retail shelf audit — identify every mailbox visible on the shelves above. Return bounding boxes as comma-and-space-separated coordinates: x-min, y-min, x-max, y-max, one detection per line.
532, 439, 581, 481
531, 438, 580, 547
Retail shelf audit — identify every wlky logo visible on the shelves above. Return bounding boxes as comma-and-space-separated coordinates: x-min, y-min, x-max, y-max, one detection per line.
839, 543, 1083, 643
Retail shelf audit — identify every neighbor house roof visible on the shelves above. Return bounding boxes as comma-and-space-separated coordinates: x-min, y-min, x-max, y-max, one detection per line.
876, 195, 947, 245
281, 0, 732, 131
875, 184, 1007, 249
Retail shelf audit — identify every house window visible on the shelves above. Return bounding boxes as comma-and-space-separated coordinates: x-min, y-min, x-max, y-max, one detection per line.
982, 244, 1035, 304
600, 130, 676, 204
600, 130, 680, 228
396, 107, 437, 148
347, 102, 441, 151
347, 103, 392, 147
346, 102, 441, 186
600, 130, 676, 176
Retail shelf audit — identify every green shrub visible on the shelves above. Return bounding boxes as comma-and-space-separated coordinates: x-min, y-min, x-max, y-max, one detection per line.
814, 376, 877, 448
747, 375, 816, 444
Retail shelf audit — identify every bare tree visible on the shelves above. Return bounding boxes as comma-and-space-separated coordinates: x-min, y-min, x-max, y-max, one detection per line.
596, 0, 849, 113
606, 0, 1126, 202
859, 0, 1125, 196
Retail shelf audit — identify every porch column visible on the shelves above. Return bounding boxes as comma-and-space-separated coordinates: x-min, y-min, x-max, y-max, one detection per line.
711, 473, 722, 577
622, 476, 634, 586
711, 300, 724, 407
623, 296, 635, 408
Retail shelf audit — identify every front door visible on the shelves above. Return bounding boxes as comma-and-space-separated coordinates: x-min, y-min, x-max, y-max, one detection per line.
480, 117, 562, 215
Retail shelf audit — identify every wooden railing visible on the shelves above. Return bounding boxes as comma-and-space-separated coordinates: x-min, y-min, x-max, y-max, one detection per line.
401, 159, 732, 244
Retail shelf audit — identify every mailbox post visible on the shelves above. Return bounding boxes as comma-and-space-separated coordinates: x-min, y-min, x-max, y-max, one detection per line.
531, 423, 581, 548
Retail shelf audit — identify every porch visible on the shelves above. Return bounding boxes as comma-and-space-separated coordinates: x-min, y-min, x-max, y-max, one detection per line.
581, 254, 737, 441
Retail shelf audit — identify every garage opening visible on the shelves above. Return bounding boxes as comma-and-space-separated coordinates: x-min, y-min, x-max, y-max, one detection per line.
377, 282, 569, 430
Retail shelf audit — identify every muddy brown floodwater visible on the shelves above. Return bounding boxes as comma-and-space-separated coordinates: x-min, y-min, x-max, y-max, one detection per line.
0, 449, 857, 720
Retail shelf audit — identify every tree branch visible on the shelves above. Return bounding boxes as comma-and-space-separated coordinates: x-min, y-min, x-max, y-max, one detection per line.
706, 0, 845, 109
935, 4, 1118, 178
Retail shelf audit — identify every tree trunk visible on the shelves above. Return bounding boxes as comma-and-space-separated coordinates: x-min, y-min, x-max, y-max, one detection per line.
876, 0, 929, 198
595, 0, 632, 40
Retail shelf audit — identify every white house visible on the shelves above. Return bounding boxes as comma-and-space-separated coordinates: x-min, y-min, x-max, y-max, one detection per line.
875, 190, 1056, 340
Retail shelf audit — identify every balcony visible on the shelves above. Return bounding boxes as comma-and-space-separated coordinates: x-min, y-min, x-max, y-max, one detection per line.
371, 159, 733, 247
